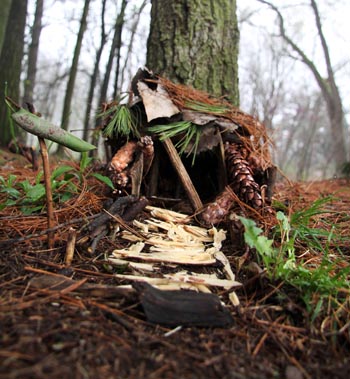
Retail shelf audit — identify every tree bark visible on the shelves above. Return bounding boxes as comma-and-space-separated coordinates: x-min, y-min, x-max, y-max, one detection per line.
147, 0, 239, 105
59, 0, 90, 151
23, 0, 44, 105
0, 0, 12, 55
0, 0, 27, 146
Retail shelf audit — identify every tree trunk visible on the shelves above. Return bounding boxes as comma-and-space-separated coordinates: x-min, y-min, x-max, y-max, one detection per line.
0, 0, 27, 147
324, 81, 347, 174
97, 0, 127, 106
58, 0, 90, 154
257, 0, 348, 174
120, 0, 148, 90
147, 0, 239, 105
23, 0, 44, 105
0, 0, 12, 55
82, 0, 108, 142
91, 0, 128, 153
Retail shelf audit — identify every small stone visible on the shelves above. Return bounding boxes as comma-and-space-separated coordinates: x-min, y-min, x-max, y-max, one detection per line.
285, 365, 303, 379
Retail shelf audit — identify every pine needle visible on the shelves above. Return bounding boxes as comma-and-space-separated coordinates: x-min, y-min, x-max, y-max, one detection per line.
184, 100, 230, 115
148, 121, 201, 165
102, 104, 140, 139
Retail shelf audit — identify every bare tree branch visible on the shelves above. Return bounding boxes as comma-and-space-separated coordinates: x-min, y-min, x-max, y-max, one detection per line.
256, 0, 348, 171
256, 0, 327, 97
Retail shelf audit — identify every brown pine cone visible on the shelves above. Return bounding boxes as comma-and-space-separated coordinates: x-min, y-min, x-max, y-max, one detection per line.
201, 143, 264, 224
225, 142, 263, 209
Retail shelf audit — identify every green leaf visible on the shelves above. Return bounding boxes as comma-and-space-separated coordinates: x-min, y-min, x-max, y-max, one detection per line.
80, 152, 93, 172
12, 108, 96, 152
21, 205, 43, 215
51, 165, 74, 180
91, 173, 115, 190
17, 179, 31, 192
277, 211, 290, 232
25, 183, 46, 202
239, 216, 274, 257
35, 171, 44, 184
2, 187, 21, 199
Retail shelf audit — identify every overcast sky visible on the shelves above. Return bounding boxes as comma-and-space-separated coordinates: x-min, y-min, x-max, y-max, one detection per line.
27, 0, 350, 119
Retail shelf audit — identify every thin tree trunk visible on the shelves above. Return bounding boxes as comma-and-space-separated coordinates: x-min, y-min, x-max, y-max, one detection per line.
91, 0, 128, 151
147, 0, 239, 105
82, 0, 107, 142
23, 0, 44, 105
119, 0, 148, 93
0, 0, 27, 146
98, 0, 127, 105
58, 0, 90, 155
0, 0, 12, 55
257, 0, 347, 173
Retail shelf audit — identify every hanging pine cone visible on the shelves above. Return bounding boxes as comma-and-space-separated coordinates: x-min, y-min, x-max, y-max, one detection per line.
225, 142, 263, 209
201, 142, 263, 224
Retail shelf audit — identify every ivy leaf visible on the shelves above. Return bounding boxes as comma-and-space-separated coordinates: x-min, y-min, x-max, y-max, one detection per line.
25, 183, 46, 202
239, 216, 274, 257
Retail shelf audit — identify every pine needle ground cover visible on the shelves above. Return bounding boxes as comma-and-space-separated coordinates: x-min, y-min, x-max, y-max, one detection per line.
0, 69, 349, 379
1, 145, 349, 378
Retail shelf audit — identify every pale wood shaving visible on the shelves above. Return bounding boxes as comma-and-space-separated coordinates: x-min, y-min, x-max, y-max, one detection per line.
145, 205, 191, 223
229, 291, 240, 306
109, 205, 241, 302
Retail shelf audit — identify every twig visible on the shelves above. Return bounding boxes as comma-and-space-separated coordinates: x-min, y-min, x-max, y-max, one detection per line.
162, 138, 203, 211
0, 214, 100, 247
25, 102, 55, 248
103, 209, 146, 240
38, 137, 55, 248
88, 300, 135, 331
65, 227, 77, 265
252, 332, 268, 356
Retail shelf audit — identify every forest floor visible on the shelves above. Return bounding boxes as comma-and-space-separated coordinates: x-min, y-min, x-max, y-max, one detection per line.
0, 149, 349, 379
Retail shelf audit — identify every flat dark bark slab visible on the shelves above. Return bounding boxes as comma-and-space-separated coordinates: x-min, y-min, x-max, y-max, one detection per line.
133, 282, 234, 327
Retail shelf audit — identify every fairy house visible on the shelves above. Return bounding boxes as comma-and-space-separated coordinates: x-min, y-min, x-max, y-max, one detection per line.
99, 68, 276, 224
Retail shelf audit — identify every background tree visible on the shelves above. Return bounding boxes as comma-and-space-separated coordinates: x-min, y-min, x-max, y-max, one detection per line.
119, 0, 148, 93
147, 0, 239, 105
91, 0, 128, 151
256, 0, 348, 174
0, 0, 12, 55
23, 0, 44, 106
82, 0, 108, 142
59, 0, 91, 135
96, 0, 128, 109
0, 0, 28, 147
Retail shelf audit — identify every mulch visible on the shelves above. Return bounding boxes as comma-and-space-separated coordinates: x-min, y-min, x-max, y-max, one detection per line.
1, 151, 350, 379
